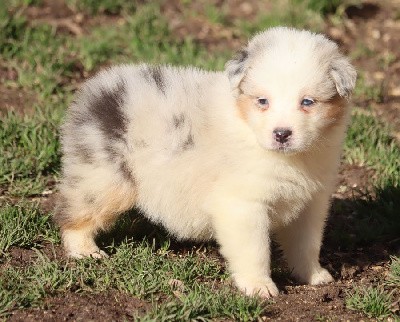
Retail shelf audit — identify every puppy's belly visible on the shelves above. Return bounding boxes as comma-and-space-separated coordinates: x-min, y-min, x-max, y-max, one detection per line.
141, 204, 214, 241
136, 178, 214, 241
166, 215, 214, 241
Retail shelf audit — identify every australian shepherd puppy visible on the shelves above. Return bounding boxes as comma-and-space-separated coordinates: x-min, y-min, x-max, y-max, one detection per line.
55, 27, 356, 297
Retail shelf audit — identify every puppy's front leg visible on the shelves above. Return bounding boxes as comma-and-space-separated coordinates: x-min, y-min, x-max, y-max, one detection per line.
276, 191, 334, 285
211, 197, 278, 298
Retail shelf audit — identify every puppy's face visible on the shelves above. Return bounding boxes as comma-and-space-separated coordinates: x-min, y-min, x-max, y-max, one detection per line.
226, 28, 357, 154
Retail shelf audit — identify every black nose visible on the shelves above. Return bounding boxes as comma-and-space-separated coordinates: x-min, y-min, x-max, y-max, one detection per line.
273, 128, 292, 143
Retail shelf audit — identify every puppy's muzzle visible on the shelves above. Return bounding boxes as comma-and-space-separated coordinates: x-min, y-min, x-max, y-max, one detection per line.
273, 128, 292, 144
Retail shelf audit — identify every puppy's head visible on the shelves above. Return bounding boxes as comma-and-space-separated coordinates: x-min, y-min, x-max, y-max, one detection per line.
226, 27, 357, 154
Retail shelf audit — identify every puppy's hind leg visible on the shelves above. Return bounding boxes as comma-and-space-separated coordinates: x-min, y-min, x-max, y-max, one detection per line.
62, 223, 106, 259
55, 167, 137, 258
275, 191, 334, 285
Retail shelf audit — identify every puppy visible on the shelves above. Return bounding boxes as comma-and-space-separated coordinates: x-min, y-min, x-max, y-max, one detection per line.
55, 27, 356, 297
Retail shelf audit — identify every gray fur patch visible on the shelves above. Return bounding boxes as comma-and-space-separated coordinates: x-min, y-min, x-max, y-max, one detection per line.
330, 59, 357, 98
119, 161, 135, 182
182, 133, 194, 150
142, 66, 166, 95
237, 49, 249, 62
70, 110, 91, 127
69, 99, 89, 126
89, 79, 128, 142
173, 114, 185, 129
74, 144, 94, 164
104, 145, 119, 162
84, 194, 95, 204
133, 139, 149, 148
225, 48, 250, 95
228, 49, 249, 78
66, 175, 82, 188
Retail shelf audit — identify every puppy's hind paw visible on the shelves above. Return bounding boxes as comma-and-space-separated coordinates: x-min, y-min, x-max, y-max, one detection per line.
89, 249, 109, 259
234, 276, 279, 298
63, 229, 108, 259
68, 249, 109, 259
309, 268, 334, 285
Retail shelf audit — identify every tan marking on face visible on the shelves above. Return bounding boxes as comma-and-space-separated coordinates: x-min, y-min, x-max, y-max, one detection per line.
236, 94, 254, 122
323, 94, 347, 124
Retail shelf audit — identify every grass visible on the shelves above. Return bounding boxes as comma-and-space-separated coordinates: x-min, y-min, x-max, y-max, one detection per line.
235, 0, 355, 36
237, 0, 324, 36
346, 286, 394, 319
0, 108, 61, 196
0, 0, 399, 320
65, 0, 138, 15
73, 8, 228, 71
0, 203, 60, 256
353, 72, 385, 103
346, 256, 400, 319
345, 111, 400, 188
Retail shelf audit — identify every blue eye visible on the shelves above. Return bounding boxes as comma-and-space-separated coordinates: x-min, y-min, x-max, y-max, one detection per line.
257, 97, 269, 106
301, 98, 315, 106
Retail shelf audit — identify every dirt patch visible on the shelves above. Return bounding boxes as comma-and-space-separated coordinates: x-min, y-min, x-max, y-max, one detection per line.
24, 0, 83, 35
23, 0, 124, 36
334, 163, 377, 200
38, 192, 58, 214
8, 291, 150, 322
162, 0, 271, 52
0, 85, 37, 115
264, 238, 393, 320
0, 61, 37, 115
1, 243, 64, 268
264, 283, 366, 321
4, 247, 40, 267
25, 0, 74, 20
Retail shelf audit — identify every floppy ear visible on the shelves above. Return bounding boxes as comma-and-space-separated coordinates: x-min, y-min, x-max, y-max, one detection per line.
330, 57, 357, 99
225, 48, 249, 96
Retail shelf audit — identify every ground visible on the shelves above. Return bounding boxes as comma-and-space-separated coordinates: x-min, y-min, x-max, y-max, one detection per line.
0, 0, 399, 321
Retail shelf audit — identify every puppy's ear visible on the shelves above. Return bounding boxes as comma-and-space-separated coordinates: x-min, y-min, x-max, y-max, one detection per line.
225, 48, 249, 96
330, 57, 357, 99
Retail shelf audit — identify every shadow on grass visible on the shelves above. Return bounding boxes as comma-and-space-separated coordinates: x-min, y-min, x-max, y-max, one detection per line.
96, 209, 216, 255
321, 185, 400, 276
327, 186, 400, 249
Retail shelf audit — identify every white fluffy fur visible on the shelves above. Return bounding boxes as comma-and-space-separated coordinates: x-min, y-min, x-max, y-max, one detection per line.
56, 27, 356, 298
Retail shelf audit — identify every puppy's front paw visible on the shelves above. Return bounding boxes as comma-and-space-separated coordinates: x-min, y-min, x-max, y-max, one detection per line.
234, 275, 279, 298
308, 267, 334, 285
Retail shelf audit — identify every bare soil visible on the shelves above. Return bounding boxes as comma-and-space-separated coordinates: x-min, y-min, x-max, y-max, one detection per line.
2, 0, 400, 320
0, 60, 37, 115
8, 292, 150, 322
